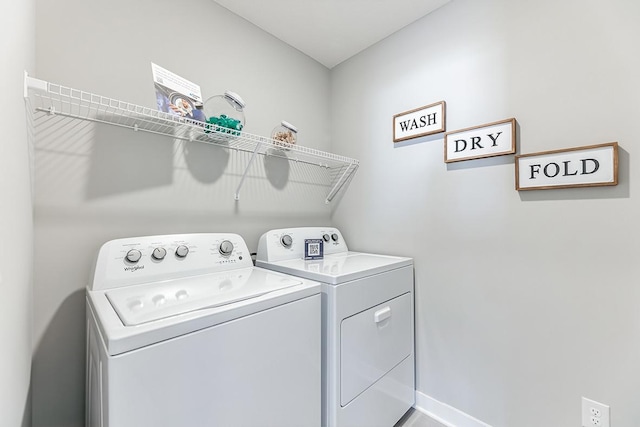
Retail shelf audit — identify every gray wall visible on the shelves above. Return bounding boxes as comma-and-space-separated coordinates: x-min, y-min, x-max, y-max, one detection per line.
32, 0, 333, 425
30, 0, 640, 426
0, 1, 35, 426
331, 0, 640, 426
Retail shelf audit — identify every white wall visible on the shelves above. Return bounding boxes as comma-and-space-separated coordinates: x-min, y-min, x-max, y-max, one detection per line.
0, 0, 35, 426
32, 0, 333, 425
331, 0, 640, 426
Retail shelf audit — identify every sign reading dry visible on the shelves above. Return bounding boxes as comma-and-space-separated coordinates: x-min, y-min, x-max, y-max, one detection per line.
444, 118, 516, 163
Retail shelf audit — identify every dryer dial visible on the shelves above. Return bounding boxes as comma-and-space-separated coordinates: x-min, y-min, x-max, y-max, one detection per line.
331, 233, 339, 242
281, 234, 293, 248
219, 240, 234, 256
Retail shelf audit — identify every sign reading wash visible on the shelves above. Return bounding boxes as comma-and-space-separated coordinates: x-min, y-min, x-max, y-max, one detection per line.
516, 142, 618, 190
445, 118, 516, 163
393, 101, 445, 142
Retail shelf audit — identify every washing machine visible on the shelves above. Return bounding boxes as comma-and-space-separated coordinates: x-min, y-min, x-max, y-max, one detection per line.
86, 233, 321, 427
256, 227, 415, 427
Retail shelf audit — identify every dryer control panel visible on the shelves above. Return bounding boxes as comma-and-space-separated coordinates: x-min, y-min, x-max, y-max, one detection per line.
256, 227, 348, 262
91, 233, 253, 291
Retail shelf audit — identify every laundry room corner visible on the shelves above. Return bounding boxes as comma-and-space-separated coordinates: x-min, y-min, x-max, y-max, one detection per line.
31, 0, 338, 424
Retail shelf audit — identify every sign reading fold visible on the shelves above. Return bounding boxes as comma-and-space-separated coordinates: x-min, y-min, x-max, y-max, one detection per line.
515, 142, 618, 191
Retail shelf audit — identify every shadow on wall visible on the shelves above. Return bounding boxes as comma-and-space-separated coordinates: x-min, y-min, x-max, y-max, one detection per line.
263, 148, 291, 190
86, 124, 174, 198
184, 140, 230, 184
32, 290, 86, 427
85, 123, 289, 196
393, 132, 443, 149
32, 114, 352, 207
22, 383, 31, 427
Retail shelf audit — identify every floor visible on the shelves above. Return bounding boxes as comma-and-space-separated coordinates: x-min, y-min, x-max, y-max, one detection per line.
394, 408, 448, 427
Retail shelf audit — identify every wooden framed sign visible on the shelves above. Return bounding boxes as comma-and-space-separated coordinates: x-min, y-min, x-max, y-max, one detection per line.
444, 118, 516, 163
393, 101, 446, 142
515, 142, 618, 191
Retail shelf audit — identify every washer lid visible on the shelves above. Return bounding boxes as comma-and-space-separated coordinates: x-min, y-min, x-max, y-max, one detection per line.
106, 267, 302, 326
256, 251, 413, 285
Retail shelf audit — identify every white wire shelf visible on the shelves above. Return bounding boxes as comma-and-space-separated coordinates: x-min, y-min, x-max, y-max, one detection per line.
24, 74, 359, 203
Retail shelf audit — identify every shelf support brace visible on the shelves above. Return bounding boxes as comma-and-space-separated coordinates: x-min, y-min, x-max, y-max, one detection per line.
324, 162, 357, 204
234, 139, 263, 201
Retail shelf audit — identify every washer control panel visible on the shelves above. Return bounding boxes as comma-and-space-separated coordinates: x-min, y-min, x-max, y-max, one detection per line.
91, 233, 252, 291
257, 227, 348, 263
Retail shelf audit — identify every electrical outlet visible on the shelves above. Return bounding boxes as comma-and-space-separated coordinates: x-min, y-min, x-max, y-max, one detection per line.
582, 397, 610, 427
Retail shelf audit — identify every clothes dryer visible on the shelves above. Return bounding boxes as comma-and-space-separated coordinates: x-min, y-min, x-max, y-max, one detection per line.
256, 227, 414, 427
86, 233, 321, 427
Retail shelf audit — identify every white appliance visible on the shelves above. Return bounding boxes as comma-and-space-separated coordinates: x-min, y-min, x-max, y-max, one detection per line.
86, 233, 321, 427
256, 227, 414, 427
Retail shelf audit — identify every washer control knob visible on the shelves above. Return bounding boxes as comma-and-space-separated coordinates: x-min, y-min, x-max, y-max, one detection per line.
219, 240, 234, 256
323, 234, 330, 242
175, 245, 189, 258
281, 234, 293, 248
331, 233, 339, 242
151, 247, 167, 260
125, 249, 142, 263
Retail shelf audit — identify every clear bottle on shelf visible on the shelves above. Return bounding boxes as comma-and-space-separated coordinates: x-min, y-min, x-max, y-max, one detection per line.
203, 91, 246, 137
271, 120, 297, 149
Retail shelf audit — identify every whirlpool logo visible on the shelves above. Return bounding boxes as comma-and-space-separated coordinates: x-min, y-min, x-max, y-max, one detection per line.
124, 265, 145, 272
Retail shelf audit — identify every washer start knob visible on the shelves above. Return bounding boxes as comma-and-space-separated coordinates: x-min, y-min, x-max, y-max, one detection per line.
219, 240, 234, 256
331, 233, 339, 242
281, 234, 293, 248
175, 245, 189, 258
125, 249, 142, 263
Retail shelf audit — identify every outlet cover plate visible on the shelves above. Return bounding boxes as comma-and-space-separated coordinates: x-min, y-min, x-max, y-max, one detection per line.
582, 397, 610, 427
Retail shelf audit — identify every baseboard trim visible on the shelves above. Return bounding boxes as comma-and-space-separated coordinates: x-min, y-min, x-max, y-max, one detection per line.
414, 391, 493, 427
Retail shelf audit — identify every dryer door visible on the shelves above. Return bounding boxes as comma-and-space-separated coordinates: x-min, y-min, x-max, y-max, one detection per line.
340, 292, 412, 406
